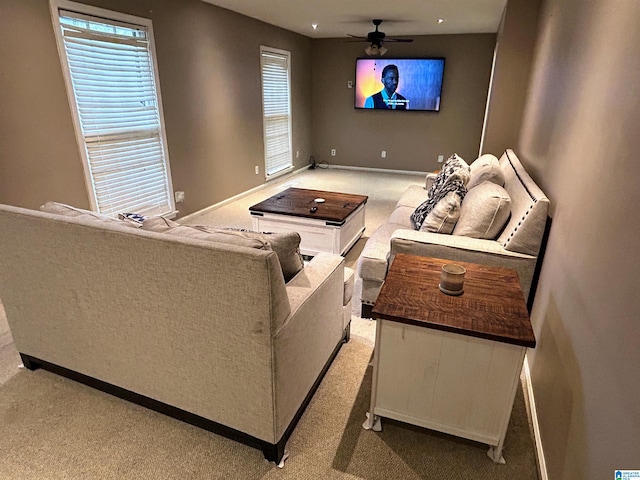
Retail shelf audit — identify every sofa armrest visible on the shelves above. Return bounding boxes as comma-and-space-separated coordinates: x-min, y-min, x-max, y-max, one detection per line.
390, 229, 538, 300
272, 252, 345, 439
283, 252, 345, 325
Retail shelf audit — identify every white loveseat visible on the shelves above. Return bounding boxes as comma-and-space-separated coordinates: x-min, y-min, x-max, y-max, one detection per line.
357, 149, 550, 317
0, 203, 350, 465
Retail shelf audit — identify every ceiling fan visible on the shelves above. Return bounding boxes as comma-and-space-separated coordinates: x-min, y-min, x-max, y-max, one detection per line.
348, 19, 414, 56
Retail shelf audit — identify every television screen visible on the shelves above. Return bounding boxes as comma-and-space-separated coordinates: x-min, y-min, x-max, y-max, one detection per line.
354, 58, 445, 111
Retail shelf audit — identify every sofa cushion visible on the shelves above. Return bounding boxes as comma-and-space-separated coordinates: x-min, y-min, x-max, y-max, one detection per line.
452, 181, 511, 239
467, 154, 504, 190
395, 184, 429, 209
410, 179, 467, 231
357, 222, 406, 283
142, 218, 303, 282
419, 191, 462, 234
40, 201, 141, 229
388, 205, 414, 228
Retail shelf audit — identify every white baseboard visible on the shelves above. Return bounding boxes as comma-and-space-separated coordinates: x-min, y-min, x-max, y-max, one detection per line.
326, 164, 430, 177
178, 165, 311, 223
522, 355, 549, 480
179, 163, 428, 223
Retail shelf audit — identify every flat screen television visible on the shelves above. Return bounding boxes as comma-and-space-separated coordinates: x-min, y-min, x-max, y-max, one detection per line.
354, 58, 445, 112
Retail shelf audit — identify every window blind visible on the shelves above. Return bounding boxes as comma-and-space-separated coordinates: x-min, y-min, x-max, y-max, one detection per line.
57, 9, 173, 217
261, 49, 292, 177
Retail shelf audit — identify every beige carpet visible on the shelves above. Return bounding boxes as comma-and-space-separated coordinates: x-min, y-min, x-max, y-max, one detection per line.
0, 326, 538, 479
0, 167, 540, 479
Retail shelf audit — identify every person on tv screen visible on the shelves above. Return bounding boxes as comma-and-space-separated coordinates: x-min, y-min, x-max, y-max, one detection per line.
364, 64, 408, 110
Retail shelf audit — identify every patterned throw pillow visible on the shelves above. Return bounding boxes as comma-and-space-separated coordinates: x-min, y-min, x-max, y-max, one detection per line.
410, 154, 470, 230
425, 153, 470, 199
411, 179, 467, 231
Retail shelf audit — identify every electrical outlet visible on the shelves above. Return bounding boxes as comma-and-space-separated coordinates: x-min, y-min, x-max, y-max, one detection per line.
296, 150, 300, 158
381, 150, 386, 158
255, 165, 260, 175
175, 191, 185, 203
331, 149, 336, 157
347, 81, 353, 89
437, 155, 445, 163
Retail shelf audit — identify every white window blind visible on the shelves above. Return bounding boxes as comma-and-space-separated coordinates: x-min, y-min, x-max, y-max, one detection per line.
54, 5, 173, 217
260, 47, 292, 178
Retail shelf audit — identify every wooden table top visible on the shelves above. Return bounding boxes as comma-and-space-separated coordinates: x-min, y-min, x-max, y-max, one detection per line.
249, 188, 368, 224
372, 254, 536, 348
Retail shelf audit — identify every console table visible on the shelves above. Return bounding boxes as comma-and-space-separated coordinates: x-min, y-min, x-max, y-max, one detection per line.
363, 254, 536, 464
249, 188, 368, 256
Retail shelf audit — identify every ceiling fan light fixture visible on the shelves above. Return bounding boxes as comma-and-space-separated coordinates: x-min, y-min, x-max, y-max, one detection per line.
365, 43, 387, 56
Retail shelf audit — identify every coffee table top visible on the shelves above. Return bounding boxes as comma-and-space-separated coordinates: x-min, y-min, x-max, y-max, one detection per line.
249, 188, 368, 224
372, 254, 536, 348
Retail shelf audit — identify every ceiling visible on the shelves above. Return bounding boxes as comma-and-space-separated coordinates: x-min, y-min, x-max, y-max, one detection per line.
200, 0, 508, 38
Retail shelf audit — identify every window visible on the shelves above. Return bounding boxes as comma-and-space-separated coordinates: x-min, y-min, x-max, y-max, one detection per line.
260, 47, 293, 178
51, 0, 174, 217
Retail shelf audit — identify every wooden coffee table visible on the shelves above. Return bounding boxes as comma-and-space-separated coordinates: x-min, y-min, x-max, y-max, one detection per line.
363, 254, 536, 464
249, 188, 368, 256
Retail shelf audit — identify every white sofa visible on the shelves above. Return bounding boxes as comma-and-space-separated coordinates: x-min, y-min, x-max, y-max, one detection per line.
357, 149, 550, 316
0, 203, 350, 465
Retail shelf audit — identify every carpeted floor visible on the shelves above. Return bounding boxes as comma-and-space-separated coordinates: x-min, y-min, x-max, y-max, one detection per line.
0, 167, 540, 479
0, 323, 538, 479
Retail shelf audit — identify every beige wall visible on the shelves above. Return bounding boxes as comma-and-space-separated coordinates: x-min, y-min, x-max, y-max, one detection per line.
311, 34, 496, 172
0, 0, 90, 209
481, 0, 541, 155
0, 0, 313, 216
485, 0, 640, 477
0, 1, 494, 216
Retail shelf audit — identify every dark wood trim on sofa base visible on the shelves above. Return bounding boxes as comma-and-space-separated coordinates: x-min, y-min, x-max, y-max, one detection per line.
17, 326, 348, 466
361, 303, 374, 319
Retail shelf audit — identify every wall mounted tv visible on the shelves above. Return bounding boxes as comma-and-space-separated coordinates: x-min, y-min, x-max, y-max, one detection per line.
354, 58, 445, 112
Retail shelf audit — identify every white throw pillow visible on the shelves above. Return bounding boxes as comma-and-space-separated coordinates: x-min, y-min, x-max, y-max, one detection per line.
467, 154, 504, 190
419, 191, 462, 234
453, 181, 511, 239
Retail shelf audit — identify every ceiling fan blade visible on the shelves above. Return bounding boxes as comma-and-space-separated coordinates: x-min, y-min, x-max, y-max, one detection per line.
383, 38, 414, 43
347, 34, 368, 39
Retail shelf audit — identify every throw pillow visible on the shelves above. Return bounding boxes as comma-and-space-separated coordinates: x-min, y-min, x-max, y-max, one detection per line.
452, 181, 511, 239
217, 228, 304, 282
419, 191, 462, 234
142, 219, 304, 282
411, 178, 467, 231
425, 153, 471, 200
467, 154, 504, 190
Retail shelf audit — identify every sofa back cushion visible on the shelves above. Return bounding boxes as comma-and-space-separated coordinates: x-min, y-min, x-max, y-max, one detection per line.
452, 181, 511, 239
467, 154, 504, 190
